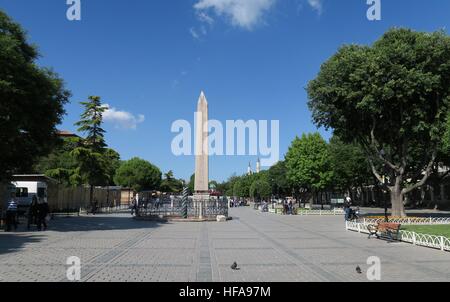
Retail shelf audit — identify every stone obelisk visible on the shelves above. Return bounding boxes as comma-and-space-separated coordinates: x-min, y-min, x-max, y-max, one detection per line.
194, 91, 209, 219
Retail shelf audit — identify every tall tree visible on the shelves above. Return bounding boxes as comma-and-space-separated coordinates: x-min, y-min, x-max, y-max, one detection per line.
233, 180, 245, 199
0, 10, 70, 181
160, 170, 183, 193
114, 158, 162, 192
285, 133, 334, 203
103, 148, 121, 186
74, 96, 106, 152
268, 161, 291, 198
71, 96, 109, 203
307, 29, 450, 216
250, 179, 272, 202
34, 136, 82, 186
328, 136, 372, 192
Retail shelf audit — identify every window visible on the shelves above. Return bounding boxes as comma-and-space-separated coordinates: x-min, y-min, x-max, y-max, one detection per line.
37, 188, 46, 198
16, 187, 28, 198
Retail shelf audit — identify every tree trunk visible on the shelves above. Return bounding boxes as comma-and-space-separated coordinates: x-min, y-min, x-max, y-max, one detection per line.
89, 185, 94, 205
390, 186, 406, 217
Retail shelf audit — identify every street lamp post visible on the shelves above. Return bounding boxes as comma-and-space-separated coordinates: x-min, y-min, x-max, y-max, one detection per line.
382, 175, 389, 222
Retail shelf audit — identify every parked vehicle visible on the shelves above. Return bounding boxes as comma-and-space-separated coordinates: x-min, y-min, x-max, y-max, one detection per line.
10, 179, 48, 214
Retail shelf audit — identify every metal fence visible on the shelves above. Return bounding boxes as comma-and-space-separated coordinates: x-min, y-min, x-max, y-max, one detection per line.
360, 217, 450, 225
137, 197, 228, 219
346, 221, 450, 252
297, 209, 345, 216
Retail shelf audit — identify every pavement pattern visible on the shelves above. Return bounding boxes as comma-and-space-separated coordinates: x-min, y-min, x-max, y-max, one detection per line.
0, 207, 449, 282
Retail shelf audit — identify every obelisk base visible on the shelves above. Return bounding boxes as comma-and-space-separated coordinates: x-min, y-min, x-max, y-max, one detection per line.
193, 192, 210, 219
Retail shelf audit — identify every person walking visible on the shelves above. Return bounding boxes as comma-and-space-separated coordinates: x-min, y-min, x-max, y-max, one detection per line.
5, 193, 18, 232
27, 196, 39, 231
130, 200, 137, 216
37, 198, 49, 231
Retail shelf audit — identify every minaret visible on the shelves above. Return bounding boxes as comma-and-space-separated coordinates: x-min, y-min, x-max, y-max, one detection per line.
247, 162, 252, 175
256, 158, 261, 174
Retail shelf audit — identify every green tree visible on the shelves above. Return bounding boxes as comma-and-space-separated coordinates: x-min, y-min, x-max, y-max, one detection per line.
307, 29, 450, 216
71, 96, 109, 203
103, 148, 121, 186
285, 133, 334, 203
35, 136, 82, 186
0, 10, 70, 181
221, 174, 239, 196
160, 170, 183, 193
188, 173, 195, 194
233, 180, 246, 198
328, 136, 372, 192
268, 161, 291, 198
250, 179, 272, 201
114, 158, 162, 192
74, 96, 106, 152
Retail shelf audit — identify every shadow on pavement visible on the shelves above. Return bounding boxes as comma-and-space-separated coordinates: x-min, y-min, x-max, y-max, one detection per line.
0, 214, 167, 255
0, 233, 46, 255
46, 214, 168, 232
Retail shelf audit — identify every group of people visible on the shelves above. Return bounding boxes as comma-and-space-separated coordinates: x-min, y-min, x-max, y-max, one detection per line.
229, 199, 245, 208
130, 195, 160, 217
4, 193, 49, 232
282, 200, 294, 215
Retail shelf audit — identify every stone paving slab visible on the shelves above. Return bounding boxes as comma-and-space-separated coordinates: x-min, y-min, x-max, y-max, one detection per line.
0, 209, 449, 282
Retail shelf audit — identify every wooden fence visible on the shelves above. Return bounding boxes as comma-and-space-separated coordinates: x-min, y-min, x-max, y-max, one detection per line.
47, 183, 122, 213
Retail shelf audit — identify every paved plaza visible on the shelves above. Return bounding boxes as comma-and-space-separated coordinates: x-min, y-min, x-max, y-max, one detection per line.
0, 207, 449, 282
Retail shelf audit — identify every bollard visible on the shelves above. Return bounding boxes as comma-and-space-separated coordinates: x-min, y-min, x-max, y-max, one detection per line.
181, 187, 188, 219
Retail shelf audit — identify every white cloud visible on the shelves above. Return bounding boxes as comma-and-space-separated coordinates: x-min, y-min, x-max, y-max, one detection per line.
308, 0, 323, 14
102, 104, 145, 130
197, 11, 215, 25
194, 0, 276, 30
189, 27, 201, 39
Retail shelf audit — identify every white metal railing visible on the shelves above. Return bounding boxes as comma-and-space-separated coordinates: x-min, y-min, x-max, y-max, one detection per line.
346, 221, 450, 252
297, 209, 345, 216
98, 205, 130, 213
361, 217, 450, 225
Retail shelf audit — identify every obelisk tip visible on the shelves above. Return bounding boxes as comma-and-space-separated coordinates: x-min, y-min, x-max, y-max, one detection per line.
198, 90, 207, 104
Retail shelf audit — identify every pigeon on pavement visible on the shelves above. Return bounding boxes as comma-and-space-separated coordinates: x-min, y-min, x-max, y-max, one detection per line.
231, 262, 239, 270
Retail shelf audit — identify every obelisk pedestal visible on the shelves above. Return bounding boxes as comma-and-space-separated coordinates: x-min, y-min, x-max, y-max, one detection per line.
193, 91, 209, 219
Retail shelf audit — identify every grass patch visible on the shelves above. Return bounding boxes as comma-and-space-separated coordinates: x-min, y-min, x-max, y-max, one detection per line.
401, 225, 450, 239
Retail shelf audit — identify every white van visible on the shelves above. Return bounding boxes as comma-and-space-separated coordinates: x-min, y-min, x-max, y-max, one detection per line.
11, 176, 49, 210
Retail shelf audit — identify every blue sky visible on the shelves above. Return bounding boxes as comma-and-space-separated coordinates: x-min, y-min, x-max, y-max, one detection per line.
1, 0, 450, 182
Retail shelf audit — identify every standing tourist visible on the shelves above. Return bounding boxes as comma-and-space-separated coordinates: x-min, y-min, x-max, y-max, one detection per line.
5, 193, 18, 232
37, 198, 49, 231
27, 196, 39, 231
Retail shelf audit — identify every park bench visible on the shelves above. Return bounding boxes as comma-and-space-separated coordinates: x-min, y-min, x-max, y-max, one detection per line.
368, 222, 401, 241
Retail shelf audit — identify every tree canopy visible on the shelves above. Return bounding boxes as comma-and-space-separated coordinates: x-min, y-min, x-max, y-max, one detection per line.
160, 170, 184, 193
0, 10, 70, 181
328, 136, 372, 192
114, 157, 162, 192
307, 28, 450, 216
71, 96, 111, 194
268, 161, 291, 198
285, 133, 334, 194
